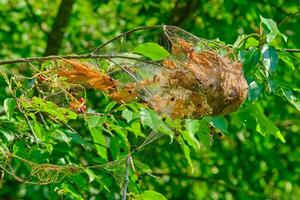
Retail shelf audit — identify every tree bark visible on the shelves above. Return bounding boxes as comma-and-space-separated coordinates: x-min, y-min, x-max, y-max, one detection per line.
167, 0, 199, 26
44, 0, 75, 56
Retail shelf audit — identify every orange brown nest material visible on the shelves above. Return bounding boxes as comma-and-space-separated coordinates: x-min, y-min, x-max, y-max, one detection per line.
57, 36, 248, 119
58, 59, 118, 91
148, 38, 248, 118
58, 59, 138, 103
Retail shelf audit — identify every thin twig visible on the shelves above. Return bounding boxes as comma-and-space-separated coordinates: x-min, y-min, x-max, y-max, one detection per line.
38, 112, 49, 129
20, 111, 38, 141
0, 54, 159, 66
284, 48, 300, 53
278, 8, 300, 26
122, 156, 131, 200
107, 58, 153, 97
92, 25, 163, 54
87, 131, 162, 170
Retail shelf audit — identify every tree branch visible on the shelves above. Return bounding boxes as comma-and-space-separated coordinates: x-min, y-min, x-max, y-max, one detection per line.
0, 54, 159, 66
167, 0, 199, 26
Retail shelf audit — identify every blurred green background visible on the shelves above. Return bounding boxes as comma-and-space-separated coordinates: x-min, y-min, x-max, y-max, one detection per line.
0, 0, 300, 199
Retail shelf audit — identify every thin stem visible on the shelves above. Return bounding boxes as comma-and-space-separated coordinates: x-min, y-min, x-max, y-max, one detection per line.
278, 8, 300, 26
284, 48, 300, 53
0, 54, 159, 66
92, 25, 163, 54
234, 33, 260, 48
20, 110, 38, 141
122, 156, 131, 200
107, 58, 153, 97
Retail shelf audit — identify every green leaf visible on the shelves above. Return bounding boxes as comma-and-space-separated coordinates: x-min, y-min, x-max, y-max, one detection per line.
82, 168, 109, 192
25, 97, 77, 123
178, 136, 194, 169
127, 121, 145, 137
242, 47, 261, 74
137, 190, 167, 200
262, 44, 278, 73
133, 159, 152, 174
278, 52, 295, 70
195, 120, 211, 149
248, 80, 263, 101
122, 109, 139, 123
58, 108, 78, 121
110, 123, 127, 139
182, 120, 200, 150
89, 127, 108, 161
33, 122, 44, 141
233, 34, 246, 48
122, 109, 133, 123
109, 135, 128, 159
205, 116, 228, 133
248, 104, 285, 143
181, 128, 200, 150
133, 43, 170, 61
281, 89, 300, 111
85, 115, 106, 128
140, 108, 173, 138
104, 101, 117, 113
260, 15, 287, 43
4, 98, 16, 120
58, 183, 85, 200
245, 37, 259, 48
65, 131, 86, 145
83, 168, 97, 183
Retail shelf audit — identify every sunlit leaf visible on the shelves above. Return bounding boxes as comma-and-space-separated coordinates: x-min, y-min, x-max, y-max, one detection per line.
245, 37, 259, 48
195, 120, 211, 149
233, 34, 247, 48
185, 119, 210, 149
181, 128, 200, 150
278, 52, 295, 71
260, 15, 287, 43
205, 116, 228, 133
85, 115, 106, 128
22, 97, 77, 123
128, 121, 145, 137
140, 108, 173, 138
262, 44, 278, 73
178, 136, 194, 169
281, 89, 300, 111
104, 101, 117, 113
137, 190, 167, 200
58, 183, 85, 200
133, 43, 170, 61
4, 98, 16, 120
248, 80, 263, 101
122, 108, 139, 123
248, 104, 285, 143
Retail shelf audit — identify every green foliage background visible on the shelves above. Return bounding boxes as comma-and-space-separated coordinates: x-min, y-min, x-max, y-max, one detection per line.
0, 0, 300, 199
